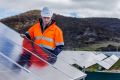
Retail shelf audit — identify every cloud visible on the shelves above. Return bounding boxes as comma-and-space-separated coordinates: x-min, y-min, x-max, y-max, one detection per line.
0, 0, 72, 19
70, 0, 119, 11
0, 0, 120, 19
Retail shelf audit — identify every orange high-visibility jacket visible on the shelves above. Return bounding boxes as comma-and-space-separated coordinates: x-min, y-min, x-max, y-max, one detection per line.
26, 21, 64, 51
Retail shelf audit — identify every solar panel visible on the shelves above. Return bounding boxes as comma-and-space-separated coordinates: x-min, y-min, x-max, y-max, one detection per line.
96, 53, 107, 61
0, 22, 86, 80
58, 51, 76, 64
97, 55, 119, 69
102, 52, 120, 58
53, 58, 86, 80
0, 51, 36, 80
59, 51, 107, 68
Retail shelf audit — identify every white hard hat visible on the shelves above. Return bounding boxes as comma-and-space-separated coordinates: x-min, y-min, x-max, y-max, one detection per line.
41, 7, 53, 17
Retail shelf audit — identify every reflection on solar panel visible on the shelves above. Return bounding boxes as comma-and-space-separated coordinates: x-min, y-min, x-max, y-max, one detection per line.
97, 55, 119, 69
59, 51, 107, 68
0, 51, 40, 80
0, 22, 86, 80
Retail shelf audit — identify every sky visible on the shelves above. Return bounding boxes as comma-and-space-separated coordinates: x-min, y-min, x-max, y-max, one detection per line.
0, 0, 120, 19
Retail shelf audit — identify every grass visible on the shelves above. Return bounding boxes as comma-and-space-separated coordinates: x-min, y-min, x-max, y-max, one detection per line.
110, 59, 120, 70
75, 41, 120, 51
73, 61, 120, 72
86, 64, 100, 72
73, 64, 101, 72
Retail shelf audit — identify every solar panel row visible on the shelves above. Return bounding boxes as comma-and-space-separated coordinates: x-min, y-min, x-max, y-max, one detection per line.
59, 51, 107, 68
0, 22, 86, 80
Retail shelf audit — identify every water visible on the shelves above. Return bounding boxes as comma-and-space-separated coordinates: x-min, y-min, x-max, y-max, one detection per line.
86, 72, 120, 80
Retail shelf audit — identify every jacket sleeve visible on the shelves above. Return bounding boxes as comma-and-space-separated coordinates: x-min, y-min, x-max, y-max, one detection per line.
25, 26, 35, 40
25, 32, 31, 40
53, 45, 64, 55
54, 27, 64, 55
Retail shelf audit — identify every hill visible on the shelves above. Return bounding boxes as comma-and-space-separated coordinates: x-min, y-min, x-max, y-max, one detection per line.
1, 10, 120, 50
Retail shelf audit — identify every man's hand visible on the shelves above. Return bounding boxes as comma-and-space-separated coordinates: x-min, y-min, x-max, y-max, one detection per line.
20, 34, 26, 38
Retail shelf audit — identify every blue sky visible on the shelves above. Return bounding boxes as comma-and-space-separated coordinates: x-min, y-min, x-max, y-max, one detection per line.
0, 0, 120, 19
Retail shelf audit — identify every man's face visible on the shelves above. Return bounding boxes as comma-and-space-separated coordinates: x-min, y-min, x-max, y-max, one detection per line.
42, 17, 51, 25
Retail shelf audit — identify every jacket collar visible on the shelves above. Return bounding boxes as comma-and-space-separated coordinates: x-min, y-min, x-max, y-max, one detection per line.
39, 18, 55, 33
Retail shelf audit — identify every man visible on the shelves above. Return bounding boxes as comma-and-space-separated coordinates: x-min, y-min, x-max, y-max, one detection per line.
17, 7, 64, 68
